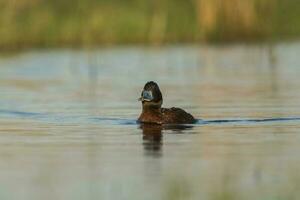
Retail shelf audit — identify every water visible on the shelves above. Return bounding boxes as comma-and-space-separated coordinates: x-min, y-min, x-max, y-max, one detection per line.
0, 43, 300, 200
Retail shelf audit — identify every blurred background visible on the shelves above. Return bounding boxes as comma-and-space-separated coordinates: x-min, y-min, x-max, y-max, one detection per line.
0, 0, 300, 50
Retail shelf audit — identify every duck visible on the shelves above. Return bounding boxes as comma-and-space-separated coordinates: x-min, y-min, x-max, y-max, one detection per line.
138, 81, 196, 124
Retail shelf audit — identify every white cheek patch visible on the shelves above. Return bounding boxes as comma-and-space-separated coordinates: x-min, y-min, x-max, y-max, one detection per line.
142, 90, 153, 101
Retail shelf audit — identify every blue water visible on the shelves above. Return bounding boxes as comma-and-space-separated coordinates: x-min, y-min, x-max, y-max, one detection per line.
1, 108, 300, 126
1, 44, 300, 200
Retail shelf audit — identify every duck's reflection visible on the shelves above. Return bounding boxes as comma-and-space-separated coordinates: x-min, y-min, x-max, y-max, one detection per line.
140, 123, 194, 157
140, 124, 163, 156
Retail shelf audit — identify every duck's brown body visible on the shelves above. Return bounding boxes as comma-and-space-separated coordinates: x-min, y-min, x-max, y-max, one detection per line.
138, 81, 196, 124
138, 107, 196, 124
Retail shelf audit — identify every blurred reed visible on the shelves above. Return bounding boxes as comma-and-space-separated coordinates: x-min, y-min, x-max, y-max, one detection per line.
0, 0, 299, 50
196, 0, 269, 41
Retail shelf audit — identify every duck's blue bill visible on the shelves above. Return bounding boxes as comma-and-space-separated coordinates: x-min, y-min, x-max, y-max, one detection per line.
138, 90, 153, 101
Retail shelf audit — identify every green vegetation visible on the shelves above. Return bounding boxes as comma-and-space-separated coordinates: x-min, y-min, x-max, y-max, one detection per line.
0, 0, 300, 50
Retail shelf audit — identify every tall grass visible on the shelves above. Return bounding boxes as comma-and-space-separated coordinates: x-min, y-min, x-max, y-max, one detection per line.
195, 0, 274, 41
0, 0, 299, 50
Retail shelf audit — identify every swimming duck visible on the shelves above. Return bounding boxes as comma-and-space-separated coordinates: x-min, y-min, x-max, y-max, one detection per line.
138, 81, 196, 124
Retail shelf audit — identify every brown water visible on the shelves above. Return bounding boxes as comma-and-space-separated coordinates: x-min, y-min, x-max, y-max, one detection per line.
1, 43, 300, 200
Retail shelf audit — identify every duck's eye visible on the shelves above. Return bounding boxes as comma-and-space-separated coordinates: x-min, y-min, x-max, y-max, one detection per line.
142, 90, 153, 101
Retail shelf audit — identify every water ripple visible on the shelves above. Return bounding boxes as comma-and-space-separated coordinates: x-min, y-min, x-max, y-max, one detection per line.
1, 109, 300, 126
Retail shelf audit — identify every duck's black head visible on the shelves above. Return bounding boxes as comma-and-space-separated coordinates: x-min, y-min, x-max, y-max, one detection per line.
139, 81, 163, 108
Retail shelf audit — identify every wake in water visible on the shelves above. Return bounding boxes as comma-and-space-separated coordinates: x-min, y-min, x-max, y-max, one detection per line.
1, 109, 300, 126
202, 117, 300, 125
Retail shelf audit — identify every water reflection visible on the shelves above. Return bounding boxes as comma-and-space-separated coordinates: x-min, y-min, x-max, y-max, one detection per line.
140, 124, 194, 157
140, 124, 163, 156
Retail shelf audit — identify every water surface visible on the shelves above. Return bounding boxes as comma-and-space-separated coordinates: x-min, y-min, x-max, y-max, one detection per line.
1, 43, 300, 200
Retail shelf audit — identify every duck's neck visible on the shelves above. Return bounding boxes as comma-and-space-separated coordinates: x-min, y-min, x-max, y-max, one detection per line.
142, 106, 161, 114
139, 106, 162, 124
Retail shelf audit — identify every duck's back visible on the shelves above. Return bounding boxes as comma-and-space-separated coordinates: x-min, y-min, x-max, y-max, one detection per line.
161, 107, 196, 124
